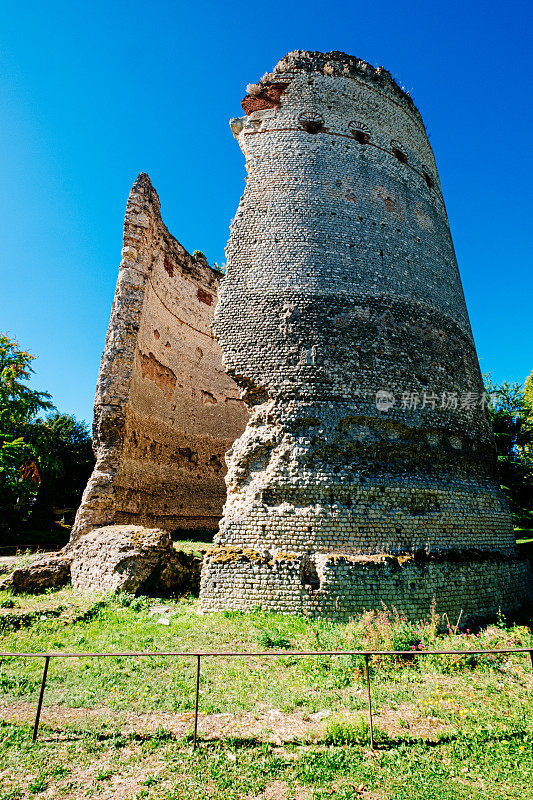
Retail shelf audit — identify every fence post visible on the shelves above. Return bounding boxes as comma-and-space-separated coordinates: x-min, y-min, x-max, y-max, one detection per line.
364, 654, 375, 750
32, 656, 50, 742
193, 654, 201, 751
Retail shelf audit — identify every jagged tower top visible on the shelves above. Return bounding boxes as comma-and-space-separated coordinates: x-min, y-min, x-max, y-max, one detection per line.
243, 50, 422, 123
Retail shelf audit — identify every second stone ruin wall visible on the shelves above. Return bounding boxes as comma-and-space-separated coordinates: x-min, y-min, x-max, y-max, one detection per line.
72, 174, 248, 539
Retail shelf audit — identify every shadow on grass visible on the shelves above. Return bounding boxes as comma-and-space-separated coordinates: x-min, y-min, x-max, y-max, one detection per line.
32, 728, 188, 746
370, 727, 530, 752
5, 718, 529, 754
34, 728, 267, 750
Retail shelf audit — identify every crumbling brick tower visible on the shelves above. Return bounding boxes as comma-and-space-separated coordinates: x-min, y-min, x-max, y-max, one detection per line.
200, 51, 532, 621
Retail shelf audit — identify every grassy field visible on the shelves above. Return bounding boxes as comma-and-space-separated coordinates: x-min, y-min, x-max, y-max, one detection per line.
0, 586, 532, 799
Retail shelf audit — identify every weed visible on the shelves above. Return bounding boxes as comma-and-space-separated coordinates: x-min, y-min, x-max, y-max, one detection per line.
257, 630, 292, 649
0, 673, 37, 695
143, 774, 162, 786
0, 790, 23, 800
323, 714, 373, 745
27, 776, 48, 794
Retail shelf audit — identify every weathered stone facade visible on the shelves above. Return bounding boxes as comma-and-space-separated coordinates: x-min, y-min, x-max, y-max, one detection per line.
199, 50, 532, 621
72, 174, 248, 539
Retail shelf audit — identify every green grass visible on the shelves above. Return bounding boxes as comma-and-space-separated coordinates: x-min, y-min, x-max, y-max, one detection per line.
171, 541, 212, 557
0, 720, 531, 799
0, 589, 532, 798
171, 528, 215, 549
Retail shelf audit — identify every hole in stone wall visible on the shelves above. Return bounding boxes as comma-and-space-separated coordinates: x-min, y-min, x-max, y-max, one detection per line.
302, 120, 324, 134
197, 288, 213, 305
299, 111, 325, 134
352, 129, 370, 144
291, 416, 321, 432
348, 121, 370, 142
163, 257, 174, 277
423, 172, 435, 189
301, 555, 320, 591
392, 148, 408, 163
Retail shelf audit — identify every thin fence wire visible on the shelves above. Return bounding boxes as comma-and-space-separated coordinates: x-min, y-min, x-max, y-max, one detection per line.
0, 647, 532, 748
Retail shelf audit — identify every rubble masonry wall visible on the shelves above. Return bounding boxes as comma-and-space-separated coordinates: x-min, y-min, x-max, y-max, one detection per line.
72, 174, 248, 539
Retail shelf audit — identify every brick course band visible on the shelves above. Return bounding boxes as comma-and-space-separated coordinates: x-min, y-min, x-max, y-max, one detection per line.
199, 50, 533, 620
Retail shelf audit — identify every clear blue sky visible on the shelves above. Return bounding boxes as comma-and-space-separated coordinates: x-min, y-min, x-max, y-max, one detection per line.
1, 0, 531, 424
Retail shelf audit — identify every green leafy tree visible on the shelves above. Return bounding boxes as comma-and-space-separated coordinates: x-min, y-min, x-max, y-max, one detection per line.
0, 333, 53, 531
28, 412, 94, 528
485, 376, 533, 532
524, 370, 533, 419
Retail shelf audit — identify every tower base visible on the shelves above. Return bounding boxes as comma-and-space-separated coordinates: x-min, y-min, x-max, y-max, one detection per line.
200, 547, 532, 625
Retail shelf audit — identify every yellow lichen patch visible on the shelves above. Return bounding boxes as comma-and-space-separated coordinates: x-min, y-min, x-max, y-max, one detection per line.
210, 546, 272, 565
324, 552, 417, 567
273, 552, 299, 562
396, 553, 416, 565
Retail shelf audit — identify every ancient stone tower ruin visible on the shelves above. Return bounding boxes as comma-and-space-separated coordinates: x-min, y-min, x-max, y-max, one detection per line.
199, 50, 532, 620
73, 174, 248, 539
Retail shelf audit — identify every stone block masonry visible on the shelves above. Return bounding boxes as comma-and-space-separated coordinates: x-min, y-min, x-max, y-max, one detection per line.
199, 50, 533, 621
72, 174, 248, 539
202, 548, 531, 624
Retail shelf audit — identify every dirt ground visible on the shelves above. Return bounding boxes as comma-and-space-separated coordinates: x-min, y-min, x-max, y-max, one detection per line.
1, 697, 455, 746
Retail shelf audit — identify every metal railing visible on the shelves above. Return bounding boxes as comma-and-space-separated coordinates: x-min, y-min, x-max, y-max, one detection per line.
0, 544, 65, 555
1, 647, 532, 749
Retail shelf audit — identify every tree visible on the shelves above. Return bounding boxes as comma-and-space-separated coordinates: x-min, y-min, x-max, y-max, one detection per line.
485, 376, 533, 532
524, 370, 533, 419
0, 334, 95, 535
28, 412, 94, 528
0, 333, 53, 531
